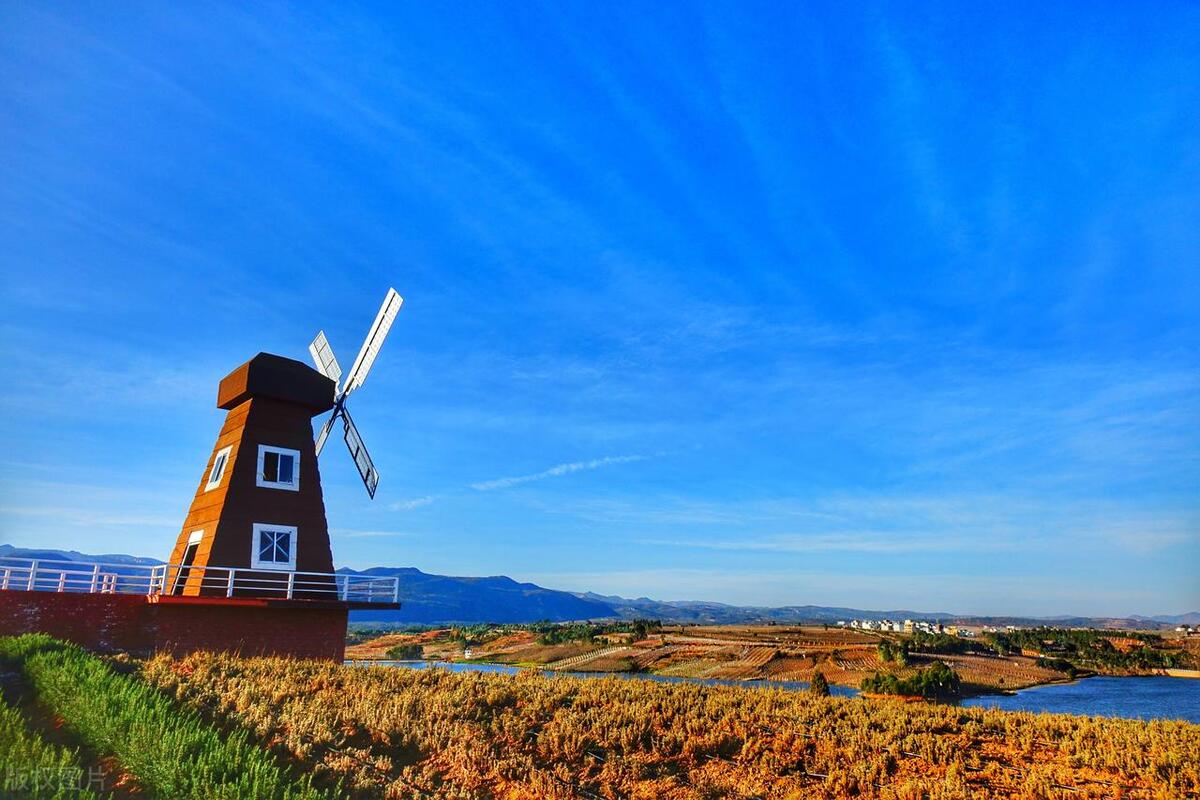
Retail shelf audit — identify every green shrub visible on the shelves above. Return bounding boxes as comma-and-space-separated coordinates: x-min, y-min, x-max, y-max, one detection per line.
385, 643, 423, 660
0, 701, 98, 800
861, 660, 961, 699
1, 635, 330, 800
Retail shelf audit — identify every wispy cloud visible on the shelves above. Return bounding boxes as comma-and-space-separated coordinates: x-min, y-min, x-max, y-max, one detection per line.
470, 454, 650, 491
330, 528, 413, 539
514, 567, 1177, 618
636, 532, 1000, 555
550, 492, 1199, 556
389, 496, 436, 511
384, 456, 655, 516
0, 505, 178, 529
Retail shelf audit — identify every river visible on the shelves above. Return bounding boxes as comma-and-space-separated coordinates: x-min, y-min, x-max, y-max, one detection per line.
350, 661, 1200, 722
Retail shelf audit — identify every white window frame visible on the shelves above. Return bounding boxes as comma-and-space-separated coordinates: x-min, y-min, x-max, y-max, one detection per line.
256, 444, 300, 491
250, 523, 297, 571
205, 446, 233, 492
186, 530, 204, 546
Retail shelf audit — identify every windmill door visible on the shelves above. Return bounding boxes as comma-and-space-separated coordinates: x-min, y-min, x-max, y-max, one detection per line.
172, 531, 202, 595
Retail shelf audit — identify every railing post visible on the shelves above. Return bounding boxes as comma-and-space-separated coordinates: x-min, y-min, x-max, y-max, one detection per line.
338, 574, 347, 601
90, 564, 100, 594
2, 568, 11, 590
393, 577, 399, 604
226, 569, 236, 598
56, 571, 66, 592
27, 560, 38, 591
286, 571, 296, 599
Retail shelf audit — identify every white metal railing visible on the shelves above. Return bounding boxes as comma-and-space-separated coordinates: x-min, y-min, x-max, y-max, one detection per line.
0, 557, 398, 604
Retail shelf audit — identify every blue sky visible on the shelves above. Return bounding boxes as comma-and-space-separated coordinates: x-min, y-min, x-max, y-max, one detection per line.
1, 2, 1197, 616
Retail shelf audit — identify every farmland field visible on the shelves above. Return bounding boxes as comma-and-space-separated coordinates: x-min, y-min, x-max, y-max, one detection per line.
5, 633, 1198, 798
144, 649, 1200, 799
347, 624, 1143, 693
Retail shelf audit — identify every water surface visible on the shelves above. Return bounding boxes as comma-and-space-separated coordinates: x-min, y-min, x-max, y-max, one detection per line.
961, 676, 1200, 723
351, 660, 1200, 721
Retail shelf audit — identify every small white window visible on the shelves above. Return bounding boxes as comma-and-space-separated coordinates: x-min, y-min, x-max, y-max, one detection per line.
250, 523, 297, 571
256, 444, 300, 491
205, 446, 233, 491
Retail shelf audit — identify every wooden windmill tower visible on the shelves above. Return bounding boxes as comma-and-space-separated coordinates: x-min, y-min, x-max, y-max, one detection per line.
166, 289, 403, 598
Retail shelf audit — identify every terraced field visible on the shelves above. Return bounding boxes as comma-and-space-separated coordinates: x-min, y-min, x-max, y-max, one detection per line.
347, 624, 1189, 698
544, 645, 631, 671
916, 653, 1064, 690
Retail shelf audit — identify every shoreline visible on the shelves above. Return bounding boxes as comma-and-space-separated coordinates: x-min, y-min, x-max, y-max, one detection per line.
347, 655, 1194, 700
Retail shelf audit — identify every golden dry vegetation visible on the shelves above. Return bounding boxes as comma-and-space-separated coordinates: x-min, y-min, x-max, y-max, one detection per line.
143, 651, 1200, 800
347, 625, 1070, 692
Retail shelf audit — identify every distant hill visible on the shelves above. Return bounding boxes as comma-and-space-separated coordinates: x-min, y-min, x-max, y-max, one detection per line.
0, 544, 162, 567
338, 566, 615, 624
576, 592, 954, 625
1134, 612, 1200, 626
1, 545, 1194, 628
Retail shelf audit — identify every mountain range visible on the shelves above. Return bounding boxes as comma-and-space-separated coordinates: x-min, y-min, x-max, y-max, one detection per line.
2, 545, 1196, 628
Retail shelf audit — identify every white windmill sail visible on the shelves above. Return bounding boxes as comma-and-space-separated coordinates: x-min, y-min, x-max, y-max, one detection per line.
306, 287, 400, 498
343, 288, 403, 396
314, 411, 338, 456
341, 408, 379, 498
308, 330, 343, 389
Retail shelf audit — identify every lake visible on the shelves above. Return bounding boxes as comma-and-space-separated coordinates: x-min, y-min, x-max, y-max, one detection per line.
961, 675, 1200, 723
350, 661, 1200, 722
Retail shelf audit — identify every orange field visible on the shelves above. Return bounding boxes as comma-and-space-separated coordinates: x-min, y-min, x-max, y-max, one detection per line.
145, 651, 1200, 799
347, 624, 1087, 694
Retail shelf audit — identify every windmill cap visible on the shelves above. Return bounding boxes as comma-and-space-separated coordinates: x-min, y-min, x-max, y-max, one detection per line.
217, 353, 335, 414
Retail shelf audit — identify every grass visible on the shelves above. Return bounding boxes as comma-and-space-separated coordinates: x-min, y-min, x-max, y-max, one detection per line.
0, 700, 98, 800
0, 634, 332, 800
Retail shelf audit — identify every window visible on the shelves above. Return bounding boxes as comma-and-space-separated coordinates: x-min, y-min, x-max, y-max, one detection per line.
256, 445, 300, 491
250, 523, 297, 570
205, 446, 233, 491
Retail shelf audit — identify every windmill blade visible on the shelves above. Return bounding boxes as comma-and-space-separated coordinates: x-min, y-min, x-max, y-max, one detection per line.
314, 410, 339, 456
341, 408, 380, 498
343, 288, 403, 396
308, 330, 343, 389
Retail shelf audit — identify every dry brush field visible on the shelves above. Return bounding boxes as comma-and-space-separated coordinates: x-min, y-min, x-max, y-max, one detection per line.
347, 625, 1072, 692
143, 652, 1200, 800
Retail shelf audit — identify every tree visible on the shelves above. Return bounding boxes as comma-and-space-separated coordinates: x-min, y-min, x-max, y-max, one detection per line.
809, 671, 830, 697
877, 639, 910, 666
385, 644, 423, 660
914, 660, 961, 699
860, 661, 961, 699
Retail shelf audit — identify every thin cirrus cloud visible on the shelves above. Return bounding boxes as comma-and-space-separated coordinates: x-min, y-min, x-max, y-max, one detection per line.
635, 533, 991, 555
389, 455, 652, 511
390, 496, 436, 511
329, 528, 414, 539
470, 455, 651, 491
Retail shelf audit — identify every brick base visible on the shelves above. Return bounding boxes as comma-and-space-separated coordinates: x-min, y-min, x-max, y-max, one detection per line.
0, 591, 347, 661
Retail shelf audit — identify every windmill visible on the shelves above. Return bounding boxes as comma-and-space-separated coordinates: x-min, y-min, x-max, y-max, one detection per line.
308, 288, 404, 498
